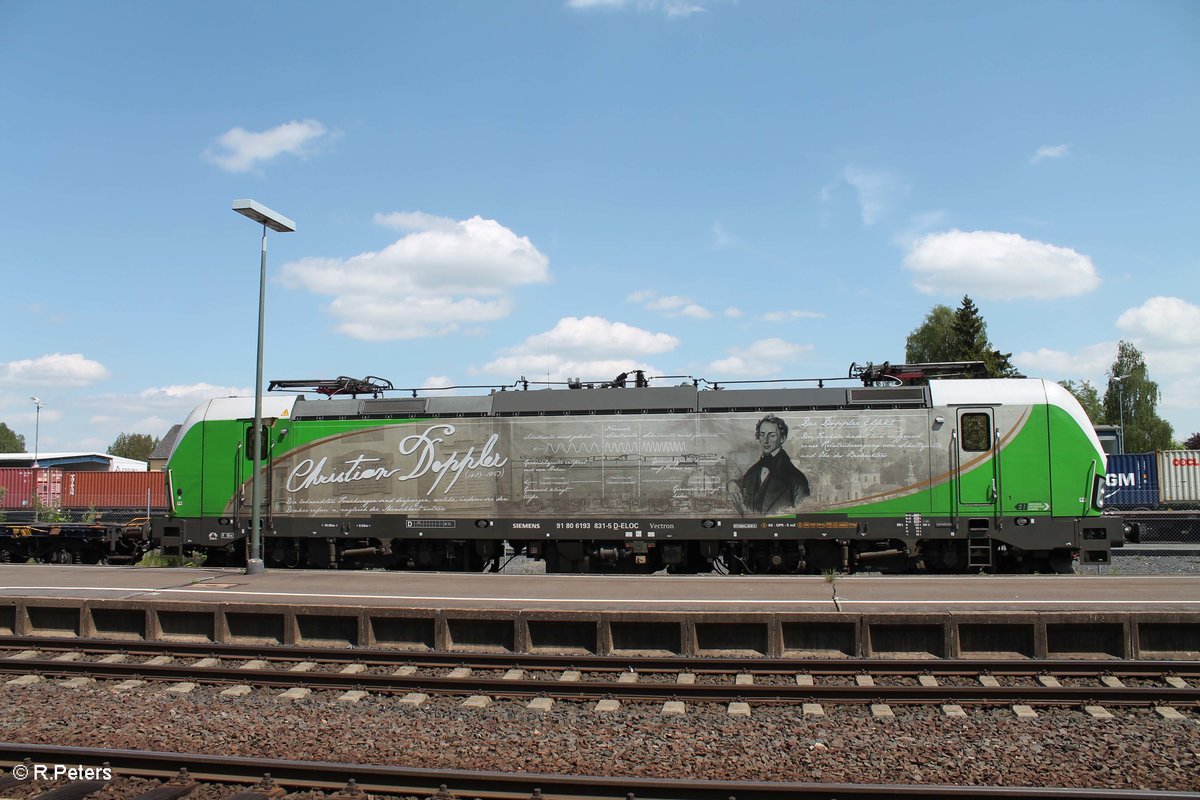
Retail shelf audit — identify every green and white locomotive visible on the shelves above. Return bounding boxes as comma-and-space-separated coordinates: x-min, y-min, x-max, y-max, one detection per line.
155, 366, 1124, 573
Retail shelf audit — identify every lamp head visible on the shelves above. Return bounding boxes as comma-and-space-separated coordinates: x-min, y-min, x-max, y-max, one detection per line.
232, 199, 296, 233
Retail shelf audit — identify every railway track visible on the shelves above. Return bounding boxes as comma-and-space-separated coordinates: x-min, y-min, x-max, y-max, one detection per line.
3, 744, 1198, 800
3, 639, 1198, 714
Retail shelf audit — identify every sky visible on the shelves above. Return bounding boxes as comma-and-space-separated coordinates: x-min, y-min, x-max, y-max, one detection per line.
1, 0, 1198, 455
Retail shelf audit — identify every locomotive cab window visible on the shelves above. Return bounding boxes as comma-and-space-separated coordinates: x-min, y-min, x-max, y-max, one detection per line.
960, 412, 992, 452
244, 425, 269, 459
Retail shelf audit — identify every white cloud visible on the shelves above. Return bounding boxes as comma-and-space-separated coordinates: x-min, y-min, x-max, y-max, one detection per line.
3, 406, 63, 427
480, 316, 677, 382
1161, 375, 1200, 416
1032, 144, 1071, 163
1116, 296, 1200, 347
904, 229, 1100, 299
708, 338, 813, 376
891, 210, 950, 249
843, 164, 907, 226
1012, 342, 1117, 377
138, 383, 250, 407
763, 309, 824, 322
415, 376, 460, 396
282, 214, 550, 340
628, 290, 713, 319
373, 211, 459, 233
1110, 296, 1200, 386
128, 415, 175, 434
65, 383, 251, 445
712, 222, 736, 248
515, 316, 677, 357
724, 307, 744, 318
2, 353, 110, 386
565, 0, 707, 17
204, 119, 330, 173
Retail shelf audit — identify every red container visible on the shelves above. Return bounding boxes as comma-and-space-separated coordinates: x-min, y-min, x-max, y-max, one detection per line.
60, 471, 168, 511
0, 468, 63, 510
0, 468, 35, 510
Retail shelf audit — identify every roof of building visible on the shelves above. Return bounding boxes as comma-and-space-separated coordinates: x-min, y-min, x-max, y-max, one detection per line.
0, 453, 148, 471
148, 425, 181, 461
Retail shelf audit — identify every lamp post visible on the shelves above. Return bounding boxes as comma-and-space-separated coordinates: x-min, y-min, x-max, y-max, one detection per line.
232, 200, 295, 575
30, 396, 43, 468
1112, 375, 1126, 454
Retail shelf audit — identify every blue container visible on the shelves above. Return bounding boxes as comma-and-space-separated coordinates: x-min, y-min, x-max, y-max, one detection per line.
1104, 453, 1160, 509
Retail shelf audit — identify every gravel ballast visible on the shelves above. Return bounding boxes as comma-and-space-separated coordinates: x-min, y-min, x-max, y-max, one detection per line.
0, 681, 1196, 791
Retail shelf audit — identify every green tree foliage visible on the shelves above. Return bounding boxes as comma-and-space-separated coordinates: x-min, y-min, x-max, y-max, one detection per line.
107, 432, 160, 462
904, 305, 958, 363
1059, 379, 1104, 423
1102, 340, 1174, 453
0, 422, 26, 453
1183, 432, 1200, 450
905, 296, 1019, 378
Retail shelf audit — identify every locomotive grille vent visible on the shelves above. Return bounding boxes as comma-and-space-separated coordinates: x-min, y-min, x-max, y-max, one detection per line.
847, 387, 927, 405
361, 398, 429, 415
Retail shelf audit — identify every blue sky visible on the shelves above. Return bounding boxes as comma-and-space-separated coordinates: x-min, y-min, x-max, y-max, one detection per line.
2, 0, 1198, 454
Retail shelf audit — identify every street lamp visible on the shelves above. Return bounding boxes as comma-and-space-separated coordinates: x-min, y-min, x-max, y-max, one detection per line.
1112, 375, 1126, 454
232, 199, 296, 576
30, 396, 43, 468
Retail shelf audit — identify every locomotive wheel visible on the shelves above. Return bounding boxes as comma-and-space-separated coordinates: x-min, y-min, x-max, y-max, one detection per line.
804, 541, 842, 573
1047, 549, 1075, 574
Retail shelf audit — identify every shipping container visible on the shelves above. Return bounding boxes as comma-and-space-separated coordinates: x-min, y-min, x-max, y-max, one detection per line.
60, 471, 168, 511
1157, 450, 1200, 506
0, 468, 36, 510
1104, 453, 1161, 509
0, 468, 65, 510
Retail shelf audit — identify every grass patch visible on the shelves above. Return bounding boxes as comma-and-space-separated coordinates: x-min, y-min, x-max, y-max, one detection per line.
136, 549, 207, 568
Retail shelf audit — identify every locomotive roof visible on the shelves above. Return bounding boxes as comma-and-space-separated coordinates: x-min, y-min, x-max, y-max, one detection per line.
174, 378, 1071, 427
279, 378, 1061, 419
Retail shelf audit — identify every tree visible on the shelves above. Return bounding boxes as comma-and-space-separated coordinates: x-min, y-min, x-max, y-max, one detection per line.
1059, 379, 1104, 423
905, 295, 1018, 378
951, 296, 1019, 378
1181, 432, 1200, 450
1102, 340, 1173, 453
0, 423, 26, 453
107, 432, 160, 462
905, 305, 958, 363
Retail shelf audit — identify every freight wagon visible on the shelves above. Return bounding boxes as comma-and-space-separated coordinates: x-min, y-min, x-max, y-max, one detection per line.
1104, 451, 1200, 510
153, 367, 1125, 574
0, 468, 167, 520
1103, 450, 1200, 543
0, 468, 165, 563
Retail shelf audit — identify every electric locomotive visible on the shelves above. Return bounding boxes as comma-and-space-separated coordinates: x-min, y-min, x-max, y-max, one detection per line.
153, 365, 1124, 573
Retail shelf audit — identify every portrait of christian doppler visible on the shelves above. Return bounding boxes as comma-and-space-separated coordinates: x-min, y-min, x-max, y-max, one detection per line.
731, 413, 810, 515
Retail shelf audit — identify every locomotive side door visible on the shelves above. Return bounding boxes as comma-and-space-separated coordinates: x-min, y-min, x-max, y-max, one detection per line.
954, 407, 1000, 514
236, 421, 272, 523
